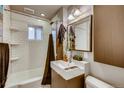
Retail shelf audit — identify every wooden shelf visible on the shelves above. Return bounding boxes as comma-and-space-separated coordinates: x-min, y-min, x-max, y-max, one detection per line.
10, 57, 19, 61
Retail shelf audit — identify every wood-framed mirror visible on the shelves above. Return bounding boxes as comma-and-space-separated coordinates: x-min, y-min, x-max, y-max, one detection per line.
67, 15, 92, 52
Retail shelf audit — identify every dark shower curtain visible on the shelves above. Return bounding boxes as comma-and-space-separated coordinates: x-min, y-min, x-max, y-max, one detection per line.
41, 34, 55, 85
0, 43, 9, 88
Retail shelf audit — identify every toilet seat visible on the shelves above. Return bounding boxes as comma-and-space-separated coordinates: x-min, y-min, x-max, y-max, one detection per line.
85, 76, 114, 88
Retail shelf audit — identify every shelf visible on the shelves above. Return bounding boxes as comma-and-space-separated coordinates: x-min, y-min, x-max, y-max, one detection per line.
10, 57, 19, 61
10, 27, 26, 32
10, 27, 21, 32
10, 42, 21, 46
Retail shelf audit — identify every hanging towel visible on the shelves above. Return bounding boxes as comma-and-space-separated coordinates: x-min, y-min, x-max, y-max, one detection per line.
56, 24, 66, 60
57, 24, 66, 44
41, 34, 55, 85
69, 26, 76, 50
0, 43, 9, 88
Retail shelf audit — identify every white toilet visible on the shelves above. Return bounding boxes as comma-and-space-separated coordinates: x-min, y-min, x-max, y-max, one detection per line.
85, 76, 114, 88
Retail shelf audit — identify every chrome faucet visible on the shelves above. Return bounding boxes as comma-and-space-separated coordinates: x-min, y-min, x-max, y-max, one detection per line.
69, 50, 72, 63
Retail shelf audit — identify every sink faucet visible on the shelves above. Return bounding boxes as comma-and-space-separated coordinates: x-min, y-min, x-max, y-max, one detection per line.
69, 50, 72, 63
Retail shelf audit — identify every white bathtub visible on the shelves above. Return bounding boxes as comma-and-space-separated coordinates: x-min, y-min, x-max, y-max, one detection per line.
5, 68, 43, 88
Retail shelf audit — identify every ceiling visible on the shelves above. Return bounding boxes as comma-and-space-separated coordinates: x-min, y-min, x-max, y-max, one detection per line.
10, 5, 66, 20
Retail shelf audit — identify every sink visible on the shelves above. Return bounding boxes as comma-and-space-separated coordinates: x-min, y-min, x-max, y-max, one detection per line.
54, 60, 79, 70
58, 62, 78, 70
56, 60, 78, 70
53, 60, 85, 71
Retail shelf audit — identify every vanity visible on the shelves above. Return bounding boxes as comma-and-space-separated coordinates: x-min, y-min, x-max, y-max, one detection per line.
51, 14, 91, 88
51, 60, 90, 88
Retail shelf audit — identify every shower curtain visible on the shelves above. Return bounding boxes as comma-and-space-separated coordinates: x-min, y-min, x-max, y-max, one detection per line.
41, 34, 55, 85
0, 43, 9, 88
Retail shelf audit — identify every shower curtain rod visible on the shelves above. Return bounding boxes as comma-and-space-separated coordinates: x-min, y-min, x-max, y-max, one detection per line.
4, 9, 50, 22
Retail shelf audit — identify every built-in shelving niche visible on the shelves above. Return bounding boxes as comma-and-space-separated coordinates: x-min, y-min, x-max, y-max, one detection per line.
10, 27, 22, 63
10, 42, 22, 46
10, 28, 21, 32
10, 57, 19, 62
10, 26, 27, 32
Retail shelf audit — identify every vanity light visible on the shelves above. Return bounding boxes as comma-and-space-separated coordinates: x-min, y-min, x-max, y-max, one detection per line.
73, 9, 81, 16
41, 13, 45, 17
68, 14, 75, 20
38, 20, 41, 21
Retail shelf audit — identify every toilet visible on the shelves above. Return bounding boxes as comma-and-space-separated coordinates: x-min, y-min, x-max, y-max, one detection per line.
85, 76, 114, 88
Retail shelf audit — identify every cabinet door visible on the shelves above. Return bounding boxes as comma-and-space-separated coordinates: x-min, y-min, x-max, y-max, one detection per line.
51, 69, 67, 88
94, 6, 124, 68
51, 69, 84, 88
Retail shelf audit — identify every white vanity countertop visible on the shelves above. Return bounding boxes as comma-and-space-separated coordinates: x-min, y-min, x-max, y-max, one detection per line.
51, 60, 89, 80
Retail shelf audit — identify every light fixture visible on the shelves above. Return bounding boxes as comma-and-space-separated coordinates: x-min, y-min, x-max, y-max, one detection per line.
73, 8, 81, 16
41, 13, 45, 17
68, 14, 75, 20
38, 19, 41, 21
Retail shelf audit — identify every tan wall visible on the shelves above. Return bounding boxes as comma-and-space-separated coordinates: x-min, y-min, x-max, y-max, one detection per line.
66, 5, 124, 87
90, 5, 124, 88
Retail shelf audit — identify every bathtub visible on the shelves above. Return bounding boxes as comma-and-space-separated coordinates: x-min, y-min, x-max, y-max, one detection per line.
5, 68, 43, 88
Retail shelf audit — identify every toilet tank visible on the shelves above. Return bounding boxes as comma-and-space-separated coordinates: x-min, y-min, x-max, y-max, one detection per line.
85, 76, 114, 88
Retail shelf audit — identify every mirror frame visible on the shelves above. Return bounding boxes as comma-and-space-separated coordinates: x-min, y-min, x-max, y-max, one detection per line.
67, 15, 92, 52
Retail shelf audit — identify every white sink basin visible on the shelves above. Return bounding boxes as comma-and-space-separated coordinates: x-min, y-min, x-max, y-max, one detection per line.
57, 62, 77, 70
53, 60, 84, 70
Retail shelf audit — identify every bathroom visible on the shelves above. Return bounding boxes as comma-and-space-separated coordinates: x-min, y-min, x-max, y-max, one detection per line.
0, 5, 124, 88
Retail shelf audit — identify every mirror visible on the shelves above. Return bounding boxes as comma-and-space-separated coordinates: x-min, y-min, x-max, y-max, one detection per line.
68, 15, 92, 51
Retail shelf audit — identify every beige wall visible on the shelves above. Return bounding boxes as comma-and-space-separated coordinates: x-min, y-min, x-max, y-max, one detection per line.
51, 7, 63, 58
51, 6, 68, 58
3, 10, 11, 43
